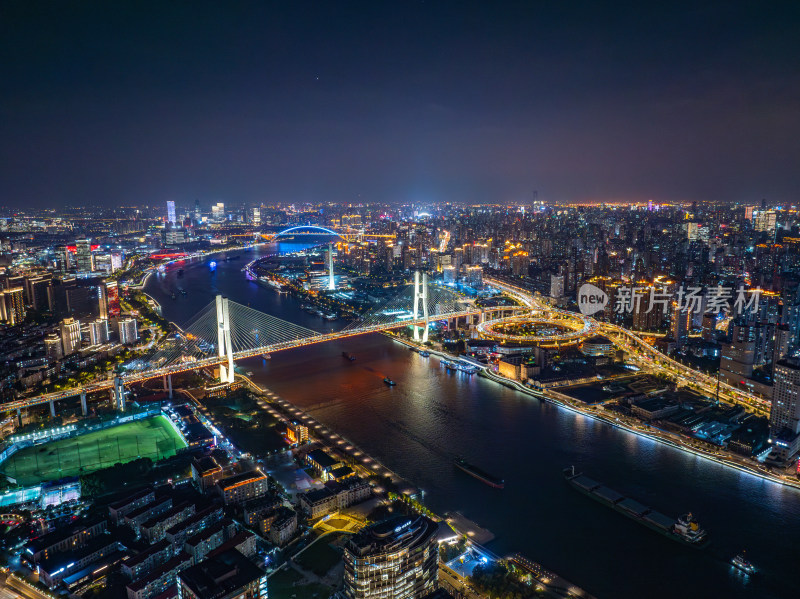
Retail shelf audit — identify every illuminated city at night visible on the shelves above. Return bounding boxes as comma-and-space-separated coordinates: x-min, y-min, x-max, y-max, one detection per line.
0, 3, 799, 599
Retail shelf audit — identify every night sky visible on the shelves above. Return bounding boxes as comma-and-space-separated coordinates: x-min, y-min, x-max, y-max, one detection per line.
2, 1, 799, 208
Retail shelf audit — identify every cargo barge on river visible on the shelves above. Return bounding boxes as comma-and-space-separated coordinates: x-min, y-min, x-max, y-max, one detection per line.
564, 466, 708, 547
456, 458, 504, 488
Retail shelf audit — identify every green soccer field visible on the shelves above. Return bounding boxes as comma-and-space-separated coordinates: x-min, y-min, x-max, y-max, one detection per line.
0, 415, 187, 486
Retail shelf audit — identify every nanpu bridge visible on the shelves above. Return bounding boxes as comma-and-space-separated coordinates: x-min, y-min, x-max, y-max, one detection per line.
4, 272, 527, 417
2, 271, 770, 420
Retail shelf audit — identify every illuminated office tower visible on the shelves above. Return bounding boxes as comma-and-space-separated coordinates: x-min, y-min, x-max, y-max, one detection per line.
166, 200, 176, 226
75, 239, 94, 273
343, 515, 438, 599
770, 358, 800, 461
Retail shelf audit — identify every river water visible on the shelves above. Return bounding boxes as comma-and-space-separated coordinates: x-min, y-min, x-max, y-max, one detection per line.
146, 245, 800, 599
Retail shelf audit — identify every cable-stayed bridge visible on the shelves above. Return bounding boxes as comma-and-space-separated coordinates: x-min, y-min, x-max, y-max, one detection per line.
6, 273, 513, 415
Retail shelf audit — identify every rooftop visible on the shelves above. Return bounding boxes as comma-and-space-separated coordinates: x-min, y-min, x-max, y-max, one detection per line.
178, 549, 264, 598
217, 470, 267, 491
306, 448, 339, 469
347, 515, 437, 558
127, 553, 192, 593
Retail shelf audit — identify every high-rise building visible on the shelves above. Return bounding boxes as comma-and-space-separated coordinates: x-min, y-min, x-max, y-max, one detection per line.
194, 199, 202, 221
26, 276, 52, 312
632, 287, 665, 332
343, 515, 438, 599
550, 274, 565, 299
719, 321, 757, 385
60, 317, 82, 355
166, 200, 176, 226
770, 358, 800, 460
117, 318, 138, 345
700, 313, 718, 342
105, 281, 121, 318
466, 265, 483, 287
93, 254, 113, 274
89, 319, 110, 345
44, 333, 63, 361
111, 251, 124, 271
0, 287, 26, 324
55, 245, 70, 271
754, 210, 777, 233
75, 239, 94, 273
453, 247, 463, 272
670, 302, 691, 349
211, 202, 225, 222
1, 274, 25, 291
773, 325, 792, 364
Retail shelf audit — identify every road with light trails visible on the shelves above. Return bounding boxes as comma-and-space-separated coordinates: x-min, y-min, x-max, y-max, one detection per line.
0, 587, 24, 599
602, 324, 770, 415
484, 276, 770, 416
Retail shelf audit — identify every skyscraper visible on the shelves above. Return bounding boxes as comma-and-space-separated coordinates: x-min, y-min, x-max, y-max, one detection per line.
105, 280, 121, 318
754, 210, 777, 233
44, 332, 63, 361
670, 302, 691, 349
719, 321, 757, 385
550, 274, 565, 299
88, 319, 110, 345
60, 317, 82, 355
75, 239, 94, 273
770, 358, 800, 461
166, 200, 176, 226
117, 318, 138, 344
343, 515, 438, 599
0, 287, 25, 325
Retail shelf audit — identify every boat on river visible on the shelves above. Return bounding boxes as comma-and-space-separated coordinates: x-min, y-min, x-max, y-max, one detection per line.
455, 457, 504, 488
731, 553, 757, 575
564, 466, 708, 548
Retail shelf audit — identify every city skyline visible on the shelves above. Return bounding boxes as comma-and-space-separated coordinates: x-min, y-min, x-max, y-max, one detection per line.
2, 2, 800, 209
2, 3, 800, 598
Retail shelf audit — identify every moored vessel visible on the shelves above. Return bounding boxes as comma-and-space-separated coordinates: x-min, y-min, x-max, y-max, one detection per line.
441, 360, 478, 374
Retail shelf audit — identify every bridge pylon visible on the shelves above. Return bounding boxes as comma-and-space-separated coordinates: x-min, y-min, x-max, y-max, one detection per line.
327, 242, 335, 290
413, 271, 429, 343
114, 377, 127, 411
216, 295, 236, 384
